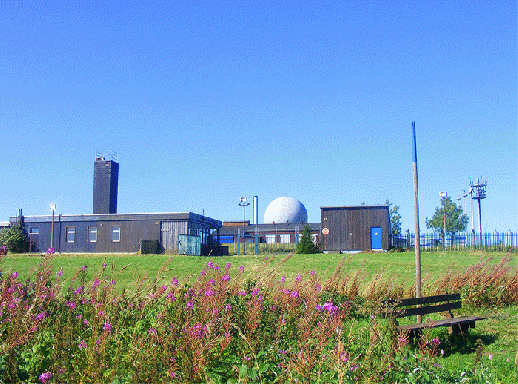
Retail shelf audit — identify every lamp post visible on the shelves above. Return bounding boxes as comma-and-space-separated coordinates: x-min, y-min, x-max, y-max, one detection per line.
50, 204, 56, 249
439, 192, 447, 250
239, 197, 250, 255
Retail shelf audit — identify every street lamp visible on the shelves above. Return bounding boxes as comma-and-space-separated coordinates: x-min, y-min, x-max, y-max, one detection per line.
50, 204, 56, 249
439, 192, 447, 250
239, 197, 250, 255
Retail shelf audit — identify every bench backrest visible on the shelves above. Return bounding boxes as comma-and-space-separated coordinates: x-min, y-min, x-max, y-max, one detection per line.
382, 293, 461, 318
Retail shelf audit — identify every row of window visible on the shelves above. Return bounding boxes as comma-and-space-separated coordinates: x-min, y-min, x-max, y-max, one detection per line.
29, 226, 120, 243
65, 226, 120, 243
264, 234, 318, 244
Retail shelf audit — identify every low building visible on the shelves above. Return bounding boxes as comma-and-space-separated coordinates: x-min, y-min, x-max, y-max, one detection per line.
218, 222, 321, 244
320, 205, 390, 252
10, 212, 222, 254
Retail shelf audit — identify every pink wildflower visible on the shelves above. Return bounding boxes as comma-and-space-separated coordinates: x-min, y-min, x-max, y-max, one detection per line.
168, 371, 178, 379
39, 371, 52, 383
167, 293, 176, 301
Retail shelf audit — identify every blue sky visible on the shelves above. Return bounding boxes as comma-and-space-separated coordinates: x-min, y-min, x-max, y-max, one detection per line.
1, 0, 516, 232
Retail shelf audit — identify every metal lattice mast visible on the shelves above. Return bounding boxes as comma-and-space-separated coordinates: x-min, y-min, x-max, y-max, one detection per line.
469, 177, 487, 245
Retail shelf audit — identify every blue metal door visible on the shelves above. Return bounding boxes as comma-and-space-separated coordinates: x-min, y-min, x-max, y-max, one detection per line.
371, 227, 382, 250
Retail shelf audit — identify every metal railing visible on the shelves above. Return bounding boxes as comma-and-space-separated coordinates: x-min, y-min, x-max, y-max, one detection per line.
391, 232, 518, 251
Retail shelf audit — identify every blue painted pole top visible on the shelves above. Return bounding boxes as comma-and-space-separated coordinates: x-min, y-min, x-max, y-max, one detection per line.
412, 121, 417, 163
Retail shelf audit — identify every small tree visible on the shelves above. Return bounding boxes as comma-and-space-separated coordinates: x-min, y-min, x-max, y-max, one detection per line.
386, 199, 402, 237
0, 224, 30, 253
426, 196, 468, 246
296, 225, 320, 254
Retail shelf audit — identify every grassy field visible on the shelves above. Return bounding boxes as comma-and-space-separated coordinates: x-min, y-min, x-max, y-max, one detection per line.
2, 249, 515, 291
1, 250, 516, 382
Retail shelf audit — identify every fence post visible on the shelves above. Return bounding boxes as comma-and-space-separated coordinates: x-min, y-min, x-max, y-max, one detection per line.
237, 230, 241, 256
255, 228, 258, 255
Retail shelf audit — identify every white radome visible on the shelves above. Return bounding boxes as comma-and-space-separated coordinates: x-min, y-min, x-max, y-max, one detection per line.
264, 197, 308, 224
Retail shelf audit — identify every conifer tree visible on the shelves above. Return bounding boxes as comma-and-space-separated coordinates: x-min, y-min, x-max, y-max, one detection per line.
296, 225, 320, 254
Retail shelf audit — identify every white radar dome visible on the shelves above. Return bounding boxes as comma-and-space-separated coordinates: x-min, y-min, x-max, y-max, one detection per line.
264, 197, 308, 224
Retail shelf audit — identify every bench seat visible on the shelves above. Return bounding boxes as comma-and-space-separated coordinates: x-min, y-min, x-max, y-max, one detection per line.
398, 315, 485, 332
381, 293, 485, 336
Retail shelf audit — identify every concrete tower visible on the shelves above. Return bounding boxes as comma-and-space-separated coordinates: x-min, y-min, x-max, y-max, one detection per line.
93, 151, 119, 214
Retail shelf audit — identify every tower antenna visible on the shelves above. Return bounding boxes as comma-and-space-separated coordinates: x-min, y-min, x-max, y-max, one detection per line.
469, 177, 487, 245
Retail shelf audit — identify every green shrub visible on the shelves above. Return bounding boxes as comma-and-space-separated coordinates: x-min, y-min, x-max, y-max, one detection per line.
0, 225, 30, 253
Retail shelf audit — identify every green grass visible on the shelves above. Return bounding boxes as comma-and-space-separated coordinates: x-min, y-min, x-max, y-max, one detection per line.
1, 249, 514, 292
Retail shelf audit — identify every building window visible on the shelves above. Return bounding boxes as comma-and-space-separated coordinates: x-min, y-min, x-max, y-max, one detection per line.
29, 227, 40, 235
111, 226, 121, 242
66, 227, 75, 243
279, 234, 290, 244
88, 227, 98, 243
265, 234, 276, 244
311, 234, 318, 244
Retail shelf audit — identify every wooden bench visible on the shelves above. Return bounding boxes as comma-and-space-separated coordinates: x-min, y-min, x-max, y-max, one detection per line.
381, 293, 484, 337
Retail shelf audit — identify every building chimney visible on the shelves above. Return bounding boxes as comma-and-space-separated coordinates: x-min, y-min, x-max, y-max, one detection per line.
253, 196, 258, 224
93, 151, 119, 214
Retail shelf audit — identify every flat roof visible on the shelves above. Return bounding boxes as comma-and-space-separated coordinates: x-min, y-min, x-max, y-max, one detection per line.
320, 204, 389, 209
11, 212, 222, 226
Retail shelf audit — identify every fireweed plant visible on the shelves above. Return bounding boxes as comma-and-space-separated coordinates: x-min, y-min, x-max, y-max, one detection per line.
0, 253, 516, 383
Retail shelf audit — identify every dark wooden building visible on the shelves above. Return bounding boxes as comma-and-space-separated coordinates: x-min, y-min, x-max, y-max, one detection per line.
11, 212, 221, 254
320, 205, 390, 252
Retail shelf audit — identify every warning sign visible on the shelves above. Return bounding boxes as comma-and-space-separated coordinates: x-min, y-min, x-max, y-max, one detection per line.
322, 228, 329, 235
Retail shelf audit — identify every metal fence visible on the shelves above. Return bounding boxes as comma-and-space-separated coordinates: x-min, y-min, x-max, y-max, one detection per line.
391, 232, 518, 251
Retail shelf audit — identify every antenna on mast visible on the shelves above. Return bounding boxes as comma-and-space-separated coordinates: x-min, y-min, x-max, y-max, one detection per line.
469, 176, 487, 245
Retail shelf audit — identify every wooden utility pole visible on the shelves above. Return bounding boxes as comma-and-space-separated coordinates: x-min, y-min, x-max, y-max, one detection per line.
412, 122, 422, 323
